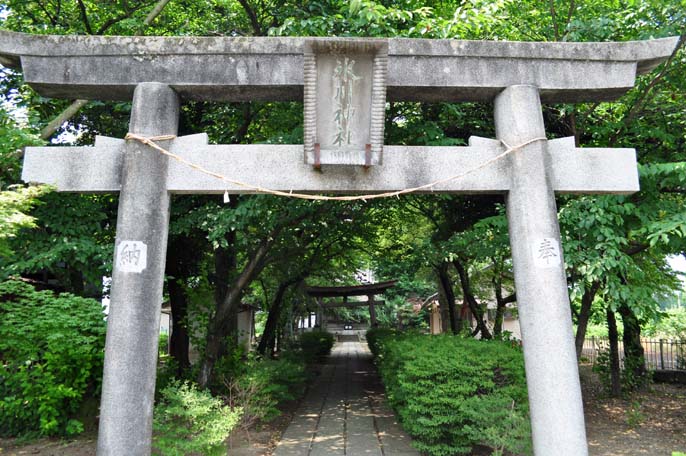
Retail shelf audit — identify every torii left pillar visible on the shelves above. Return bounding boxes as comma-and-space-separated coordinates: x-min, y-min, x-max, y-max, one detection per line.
97, 83, 179, 455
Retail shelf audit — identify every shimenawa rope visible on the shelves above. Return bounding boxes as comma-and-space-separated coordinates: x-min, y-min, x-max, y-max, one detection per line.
124, 133, 546, 202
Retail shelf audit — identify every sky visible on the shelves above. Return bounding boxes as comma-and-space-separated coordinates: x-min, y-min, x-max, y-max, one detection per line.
668, 255, 686, 287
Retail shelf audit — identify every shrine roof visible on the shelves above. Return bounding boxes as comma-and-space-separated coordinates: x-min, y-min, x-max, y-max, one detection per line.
0, 32, 678, 103
305, 280, 397, 298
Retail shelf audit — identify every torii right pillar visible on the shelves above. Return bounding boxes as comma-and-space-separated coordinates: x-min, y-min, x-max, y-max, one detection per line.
495, 84, 587, 455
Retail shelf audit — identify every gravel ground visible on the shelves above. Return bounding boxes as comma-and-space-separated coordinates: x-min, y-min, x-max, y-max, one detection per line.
581, 365, 686, 456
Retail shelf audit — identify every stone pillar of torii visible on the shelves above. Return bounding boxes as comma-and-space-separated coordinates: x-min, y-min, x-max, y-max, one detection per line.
2, 30, 677, 455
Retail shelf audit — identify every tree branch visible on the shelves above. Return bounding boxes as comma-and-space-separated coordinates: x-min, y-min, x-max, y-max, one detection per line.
36, 0, 58, 27
140, 0, 172, 32
40, 99, 89, 140
237, 0, 263, 35
610, 34, 685, 144
41, 0, 172, 139
624, 242, 649, 257
76, 0, 94, 35
501, 293, 517, 305
566, 0, 576, 24
549, 0, 560, 41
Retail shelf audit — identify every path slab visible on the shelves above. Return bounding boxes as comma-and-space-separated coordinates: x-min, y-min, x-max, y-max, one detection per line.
273, 341, 419, 456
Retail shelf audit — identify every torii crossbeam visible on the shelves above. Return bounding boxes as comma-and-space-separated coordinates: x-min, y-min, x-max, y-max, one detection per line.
3, 31, 678, 456
305, 280, 397, 326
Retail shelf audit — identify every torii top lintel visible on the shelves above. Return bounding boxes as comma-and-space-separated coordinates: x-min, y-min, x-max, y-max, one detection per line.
305, 280, 397, 299
0, 31, 678, 103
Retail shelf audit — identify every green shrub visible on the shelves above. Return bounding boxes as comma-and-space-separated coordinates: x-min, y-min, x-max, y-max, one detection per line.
593, 346, 651, 395
153, 381, 242, 456
224, 357, 306, 429
296, 330, 334, 363
159, 332, 169, 357
375, 334, 532, 456
156, 355, 181, 400
0, 280, 106, 437
365, 327, 396, 358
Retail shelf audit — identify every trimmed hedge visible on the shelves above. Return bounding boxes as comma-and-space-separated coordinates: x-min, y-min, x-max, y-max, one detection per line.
296, 330, 335, 363
373, 333, 532, 456
365, 327, 396, 358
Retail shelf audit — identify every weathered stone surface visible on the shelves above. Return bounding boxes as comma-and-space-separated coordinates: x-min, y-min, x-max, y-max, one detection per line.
495, 85, 588, 455
22, 134, 639, 194
96, 83, 179, 456
0, 31, 677, 102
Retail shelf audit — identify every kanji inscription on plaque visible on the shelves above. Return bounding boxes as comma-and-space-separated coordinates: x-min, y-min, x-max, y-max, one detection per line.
303, 39, 388, 167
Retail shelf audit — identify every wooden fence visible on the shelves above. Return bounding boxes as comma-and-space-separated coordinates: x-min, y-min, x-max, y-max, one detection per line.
581, 337, 685, 371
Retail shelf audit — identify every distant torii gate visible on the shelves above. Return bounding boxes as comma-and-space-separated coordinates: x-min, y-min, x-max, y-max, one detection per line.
3, 30, 678, 456
306, 280, 397, 327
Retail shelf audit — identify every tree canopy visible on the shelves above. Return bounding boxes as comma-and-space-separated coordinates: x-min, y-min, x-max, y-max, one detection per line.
0, 0, 684, 388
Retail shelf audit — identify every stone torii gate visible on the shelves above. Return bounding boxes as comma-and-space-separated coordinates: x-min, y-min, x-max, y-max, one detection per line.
306, 280, 397, 327
2, 30, 677, 455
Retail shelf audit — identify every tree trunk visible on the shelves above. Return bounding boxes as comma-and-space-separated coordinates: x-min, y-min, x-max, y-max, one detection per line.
197, 207, 321, 387
436, 280, 450, 333
213, 203, 239, 345
493, 293, 516, 338
168, 278, 190, 375
436, 263, 459, 333
452, 258, 492, 339
198, 236, 274, 388
575, 281, 601, 360
165, 232, 203, 376
492, 270, 516, 338
606, 308, 622, 397
257, 278, 300, 356
67, 268, 85, 296
618, 303, 646, 381
214, 243, 232, 305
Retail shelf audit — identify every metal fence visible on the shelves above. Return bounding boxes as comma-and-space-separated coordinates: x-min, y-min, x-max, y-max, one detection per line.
581, 336, 686, 371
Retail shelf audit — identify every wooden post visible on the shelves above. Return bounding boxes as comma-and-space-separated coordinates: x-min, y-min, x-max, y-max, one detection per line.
660, 339, 665, 369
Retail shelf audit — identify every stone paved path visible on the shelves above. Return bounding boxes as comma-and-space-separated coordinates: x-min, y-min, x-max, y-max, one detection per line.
273, 340, 419, 456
